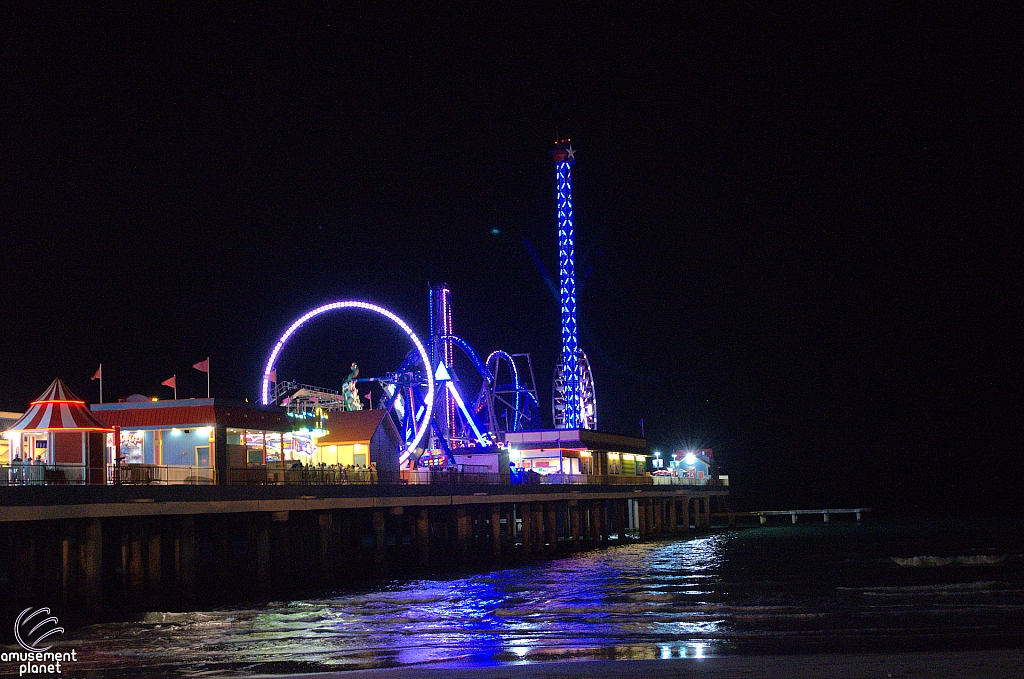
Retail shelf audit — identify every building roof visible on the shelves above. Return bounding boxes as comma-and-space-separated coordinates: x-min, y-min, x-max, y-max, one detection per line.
504, 428, 648, 455
672, 449, 713, 468
0, 412, 22, 431
5, 378, 112, 433
317, 409, 398, 445
91, 399, 290, 431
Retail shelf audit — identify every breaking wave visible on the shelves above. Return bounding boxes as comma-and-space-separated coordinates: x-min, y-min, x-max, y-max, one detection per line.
892, 555, 1007, 567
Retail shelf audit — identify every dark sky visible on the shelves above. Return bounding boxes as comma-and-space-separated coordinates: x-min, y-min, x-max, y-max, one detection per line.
1, 5, 1019, 513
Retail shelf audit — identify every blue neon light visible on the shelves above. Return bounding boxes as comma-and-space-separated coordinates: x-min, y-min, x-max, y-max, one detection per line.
486, 350, 523, 430
446, 381, 491, 446
556, 153, 581, 428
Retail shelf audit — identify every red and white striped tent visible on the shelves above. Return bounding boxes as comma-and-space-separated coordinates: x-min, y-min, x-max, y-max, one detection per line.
5, 378, 111, 433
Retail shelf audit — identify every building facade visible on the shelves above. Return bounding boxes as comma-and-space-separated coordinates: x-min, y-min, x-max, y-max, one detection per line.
91, 399, 291, 484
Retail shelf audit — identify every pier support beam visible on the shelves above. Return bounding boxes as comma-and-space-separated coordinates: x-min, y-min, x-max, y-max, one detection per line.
416, 508, 430, 566
178, 515, 196, 606
255, 514, 271, 591
490, 505, 501, 559
148, 528, 162, 595
588, 502, 600, 544
544, 503, 557, 551
569, 500, 581, 547
61, 531, 70, 604
318, 512, 334, 587
129, 519, 144, 597
599, 502, 610, 543
41, 524, 60, 603
373, 509, 387, 573
84, 518, 103, 612
520, 503, 532, 555
615, 500, 626, 540
456, 506, 470, 563
341, 511, 353, 554
531, 503, 543, 551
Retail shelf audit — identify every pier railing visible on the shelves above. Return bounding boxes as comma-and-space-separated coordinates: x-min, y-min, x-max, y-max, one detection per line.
227, 466, 388, 485
0, 463, 87, 485
107, 464, 216, 485
0, 462, 726, 489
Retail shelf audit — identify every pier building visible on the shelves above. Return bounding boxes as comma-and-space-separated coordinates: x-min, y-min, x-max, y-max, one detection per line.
3, 379, 110, 484
313, 409, 403, 472
505, 429, 649, 480
0, 412, 21, 464
669, 449, 714, 479
90, 398, 291, 484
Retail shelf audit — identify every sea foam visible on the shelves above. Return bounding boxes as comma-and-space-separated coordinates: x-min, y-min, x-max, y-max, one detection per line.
891, 554, 1007, 567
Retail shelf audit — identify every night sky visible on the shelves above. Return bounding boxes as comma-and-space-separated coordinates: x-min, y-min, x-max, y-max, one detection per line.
1, 5, 1019, 514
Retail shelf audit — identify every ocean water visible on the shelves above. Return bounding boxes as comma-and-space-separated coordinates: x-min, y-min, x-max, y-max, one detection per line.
48, 518, 1024, 676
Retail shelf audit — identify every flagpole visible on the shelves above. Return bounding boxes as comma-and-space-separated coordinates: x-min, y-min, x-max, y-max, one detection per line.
99, 363, 103, 404
174, 375, 177, 400
207, 357, 211, 398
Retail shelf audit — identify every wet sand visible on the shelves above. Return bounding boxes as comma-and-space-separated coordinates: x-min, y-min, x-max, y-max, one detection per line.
265, 649, 1023, 679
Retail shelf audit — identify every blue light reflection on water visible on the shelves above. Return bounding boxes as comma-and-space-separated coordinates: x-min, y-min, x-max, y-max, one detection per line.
64, 520, 1024, 676
68, 536, 733, 675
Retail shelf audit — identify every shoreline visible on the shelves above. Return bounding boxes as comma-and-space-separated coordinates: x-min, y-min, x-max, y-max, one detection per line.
257, 649, 1024, 679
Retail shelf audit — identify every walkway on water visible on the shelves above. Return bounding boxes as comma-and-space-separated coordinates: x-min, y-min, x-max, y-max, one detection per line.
714, 508, 871, 525
0, 482, 729, 622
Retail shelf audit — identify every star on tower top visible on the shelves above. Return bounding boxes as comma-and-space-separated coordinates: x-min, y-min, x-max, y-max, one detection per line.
565, 145, 575, 160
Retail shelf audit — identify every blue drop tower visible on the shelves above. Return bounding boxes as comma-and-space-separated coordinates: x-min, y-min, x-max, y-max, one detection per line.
552, 140, 581, 429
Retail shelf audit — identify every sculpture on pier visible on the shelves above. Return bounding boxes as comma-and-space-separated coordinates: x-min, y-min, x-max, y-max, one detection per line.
342, 363, 363, 411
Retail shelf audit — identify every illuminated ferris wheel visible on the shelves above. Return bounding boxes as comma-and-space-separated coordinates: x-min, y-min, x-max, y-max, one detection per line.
552, 349, 597, 430
260, 300, 435, 463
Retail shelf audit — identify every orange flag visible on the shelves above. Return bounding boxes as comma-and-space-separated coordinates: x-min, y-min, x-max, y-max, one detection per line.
192, 358, 209, 373
161, 376, 176, 388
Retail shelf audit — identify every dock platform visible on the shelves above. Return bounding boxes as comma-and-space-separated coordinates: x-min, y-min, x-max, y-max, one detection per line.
714, 508, 871, 526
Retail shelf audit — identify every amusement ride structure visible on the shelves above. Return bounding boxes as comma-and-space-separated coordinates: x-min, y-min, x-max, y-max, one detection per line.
551, 140, 598, 430
260, 286, 542, 466
260, 139, 598, 466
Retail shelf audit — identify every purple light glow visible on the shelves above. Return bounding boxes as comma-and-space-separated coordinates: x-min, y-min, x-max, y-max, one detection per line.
261, 300, 435, 456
